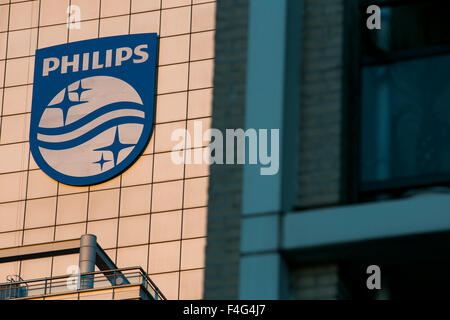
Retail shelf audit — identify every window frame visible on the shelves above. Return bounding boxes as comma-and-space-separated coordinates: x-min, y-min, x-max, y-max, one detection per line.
344, 0, 450, 202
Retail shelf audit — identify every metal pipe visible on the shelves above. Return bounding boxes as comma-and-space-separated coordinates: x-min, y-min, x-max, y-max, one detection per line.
78, 234, 97, 289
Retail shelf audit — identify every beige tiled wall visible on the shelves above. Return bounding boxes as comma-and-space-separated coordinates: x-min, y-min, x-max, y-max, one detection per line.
0, 0, 215, 300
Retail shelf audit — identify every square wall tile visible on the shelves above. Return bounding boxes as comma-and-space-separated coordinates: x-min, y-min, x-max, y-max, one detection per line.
9, 1, 39, 31
25, 197, 57, 229
38, 24, 68, 49
40, 0, 70, 26
130, 11, 160, 34
101, 0, 130, 18
185, 152, 209, 178
157, 63, 189, 94
160, 6, 191, 37
190, 30, 214, 61
153, 151, 184, 182
52, 253, 78, 277
56, 192, 88, 224
0, 114, 30, 144
0, 261, 20, 284
0, 171, 27, 203
148, 240, 180, 273
189, 59, 214, 90
88, 188, 120, 220
182, 207, 207, 239
0, 201, 25, 233
156, 92, 187, 124
23, 227, 54, 245
5, 57, 34, 86
7, 29, 38, 59
192, 2, 215, 32
154, 120, 186, 153
122, 154, 153, 186
119, 184, 151, 216
159, 34, 190, 65
179, 269, 204, 299
183, 147, 207, 173
69, 20, 99, 42
188, 88, 212, 118
71, 0, 100, 21
27, 169, 58, 199
21, 257, 52, 279
150, 271, 179, 300
0, 231, 23, 249
87, 219, 118, 249
0, 142, 29, 174
183, 177, 208, 208
55, 223, 86, 241
151, 180, 183, 212
131, 0, 160, 13
117, 245, 148, 269
180, 237, 206, 270
100, 16, 129, 37
150, 211, 182, 243
117, 214, 150, 247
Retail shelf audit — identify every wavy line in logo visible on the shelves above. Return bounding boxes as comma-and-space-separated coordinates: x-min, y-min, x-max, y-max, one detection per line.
37, 101, 145, 135
37, 116, 146, 149
37, 102, 145, 143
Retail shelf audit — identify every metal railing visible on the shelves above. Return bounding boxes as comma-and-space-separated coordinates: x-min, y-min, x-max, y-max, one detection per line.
0, 275, 28, 300
0, 267, 166, 300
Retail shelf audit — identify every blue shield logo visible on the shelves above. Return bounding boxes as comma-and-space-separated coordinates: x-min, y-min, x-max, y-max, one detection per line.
30, 34, 158, 186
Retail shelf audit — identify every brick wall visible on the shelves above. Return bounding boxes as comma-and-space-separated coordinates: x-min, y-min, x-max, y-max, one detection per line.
291, 264, 350, 299
297, 0, 344, 208
205, 0, 347, 299
204, 0, 249, 300
291, 0, 347, 300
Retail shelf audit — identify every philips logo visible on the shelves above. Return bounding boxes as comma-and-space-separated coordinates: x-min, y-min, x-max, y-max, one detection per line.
30, 34, 158, 186
42, 45, 150, 76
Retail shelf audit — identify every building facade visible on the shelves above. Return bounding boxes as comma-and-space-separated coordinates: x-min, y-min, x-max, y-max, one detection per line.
0, 0, 216, 300
2, 0, 449, 301
205, 0, 450, 299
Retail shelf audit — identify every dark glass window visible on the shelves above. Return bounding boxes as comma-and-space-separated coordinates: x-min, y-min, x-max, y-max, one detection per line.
361, 0, 450, 60
359, 0, 450, 195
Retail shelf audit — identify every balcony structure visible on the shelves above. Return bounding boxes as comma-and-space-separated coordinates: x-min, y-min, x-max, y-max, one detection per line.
0, 235, 166, 300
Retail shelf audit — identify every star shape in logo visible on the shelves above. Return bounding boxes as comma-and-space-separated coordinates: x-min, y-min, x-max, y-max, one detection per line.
93, 153, 111, 171
70, 81, 91, 101
48, 86, 79, 126
94, 127, 135, 167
